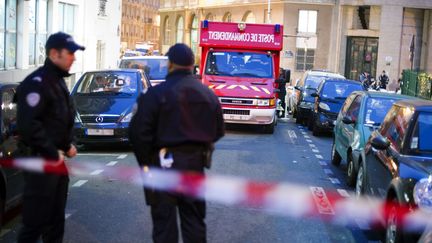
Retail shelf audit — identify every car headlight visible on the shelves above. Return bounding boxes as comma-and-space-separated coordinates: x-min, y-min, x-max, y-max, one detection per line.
319, 102, 330, 111
413, 176, 432, 212
257, 99, 270, 106
120, 112, 133, 123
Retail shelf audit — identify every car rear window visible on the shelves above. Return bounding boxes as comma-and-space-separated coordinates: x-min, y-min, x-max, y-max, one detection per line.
321, 82, 362, 99
119, 58, 168, 80
75, 72, 138, 95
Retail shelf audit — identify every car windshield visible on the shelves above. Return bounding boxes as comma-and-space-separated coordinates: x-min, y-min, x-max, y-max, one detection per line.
410, 112, 432, 154
364, 98, 398, 125
205, 51, 273, 78
321, 82, 362, 99
75, 72, 138, 95
119, 58, 168, 80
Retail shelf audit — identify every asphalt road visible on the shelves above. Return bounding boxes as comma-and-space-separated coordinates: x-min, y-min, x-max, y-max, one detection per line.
0, 117, 381, 243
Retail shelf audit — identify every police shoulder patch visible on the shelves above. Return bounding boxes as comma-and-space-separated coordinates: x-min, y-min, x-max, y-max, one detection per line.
26, 92, 41, 107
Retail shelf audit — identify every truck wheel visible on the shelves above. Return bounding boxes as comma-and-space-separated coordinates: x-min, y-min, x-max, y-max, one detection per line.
312, 122, 321, 136
264, 121, 275, 134
307, 116, 314, 131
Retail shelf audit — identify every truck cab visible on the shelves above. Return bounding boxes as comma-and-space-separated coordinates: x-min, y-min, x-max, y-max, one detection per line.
199, 21, 286, 133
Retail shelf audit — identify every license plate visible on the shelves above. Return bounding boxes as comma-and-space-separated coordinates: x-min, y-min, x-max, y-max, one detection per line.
86, 129, 114, 136
223, 114, 248, 120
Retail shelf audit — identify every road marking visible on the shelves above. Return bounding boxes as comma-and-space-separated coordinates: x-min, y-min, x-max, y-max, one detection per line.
319, 161, 328, 166
65, 213, 72, 219
324, 169, 333, 175
304, 135, 310, 139
310, 186, 335, 215
309, 144, 316, 148
312, 149, 320, 153
315, 154, 324, 159
329, 178, 341, 185
288, 130, 297, 139
106, 161, 118, 166
72, 180, 88, 187
337, 189, 350, 198
90, 169, 104, 175
301, 132, 307, 135
292, 160, 297, 163
77, 153, 120, 156
117, 154, 127, 159
306, 139, 313, 143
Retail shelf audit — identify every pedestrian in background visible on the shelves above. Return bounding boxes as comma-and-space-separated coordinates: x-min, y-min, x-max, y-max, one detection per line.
378, 70, 389, 89
129, 43, 224, 243
15, 32, 84, 243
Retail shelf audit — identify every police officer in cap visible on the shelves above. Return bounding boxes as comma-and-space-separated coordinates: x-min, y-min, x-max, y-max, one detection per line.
130, 43, 224, 243
15, 32, 84, 243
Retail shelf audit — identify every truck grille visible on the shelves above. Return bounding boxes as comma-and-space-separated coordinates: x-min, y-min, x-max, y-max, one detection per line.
220, 98, 254, 106
80, 116, 120, 124
222, 109, 250, 116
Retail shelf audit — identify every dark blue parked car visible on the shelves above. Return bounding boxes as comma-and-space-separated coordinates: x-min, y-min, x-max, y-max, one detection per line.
71, 69, 151, 146
310, 78, 363, 136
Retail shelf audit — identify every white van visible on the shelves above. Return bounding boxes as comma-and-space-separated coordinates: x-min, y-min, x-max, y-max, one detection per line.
119, 56, 168, 86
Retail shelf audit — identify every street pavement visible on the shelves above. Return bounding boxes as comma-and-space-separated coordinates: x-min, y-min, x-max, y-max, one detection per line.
0, 117, 381, 243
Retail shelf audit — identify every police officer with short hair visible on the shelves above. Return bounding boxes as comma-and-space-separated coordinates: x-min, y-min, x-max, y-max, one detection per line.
15, 32, 84, 243
129, 43, 224, 243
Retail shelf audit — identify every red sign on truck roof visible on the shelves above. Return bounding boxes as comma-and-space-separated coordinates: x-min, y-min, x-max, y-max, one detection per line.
200, 21, 283, 51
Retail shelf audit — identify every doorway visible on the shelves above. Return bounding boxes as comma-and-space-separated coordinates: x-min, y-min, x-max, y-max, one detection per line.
345, 37, 379, 80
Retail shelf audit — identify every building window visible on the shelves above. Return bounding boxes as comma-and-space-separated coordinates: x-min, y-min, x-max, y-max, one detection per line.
29, 0, 48, 66
58, 2, 76, 35
296, 49, 315, 71
98, 0, 108, 17
0, 0, 17, 69
190, 15, 198, 54
242, 11, 255, 23
298, 10, 317, 34
223, 12, 232, 22
176, 16, 183, 43
163, 16, 170, 45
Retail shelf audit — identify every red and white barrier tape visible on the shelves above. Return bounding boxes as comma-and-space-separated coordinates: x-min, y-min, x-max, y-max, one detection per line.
1, 157, 431, 234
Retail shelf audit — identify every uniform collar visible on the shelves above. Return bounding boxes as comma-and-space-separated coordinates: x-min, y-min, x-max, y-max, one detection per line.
44, 58, 71, 78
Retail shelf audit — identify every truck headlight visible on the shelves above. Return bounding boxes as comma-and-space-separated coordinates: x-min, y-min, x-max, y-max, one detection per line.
257, 99, 270, 106
120, 112, 133, 123
413, 177, 432, 212
319, 102, 331, 111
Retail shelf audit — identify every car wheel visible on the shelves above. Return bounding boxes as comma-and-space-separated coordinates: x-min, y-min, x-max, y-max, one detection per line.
331, 141, 341, 166
346, 153, 357, 187
263, 121, 275, 134
308, 115, 314, 131
385, 199, 403, 243
312, 118, 321, 137
355, 163, 365, 197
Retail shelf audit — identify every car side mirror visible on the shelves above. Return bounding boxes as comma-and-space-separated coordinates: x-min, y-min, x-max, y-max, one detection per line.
371, 135, 390, 150
342, 116, 355, 125
311, 92, 318, 98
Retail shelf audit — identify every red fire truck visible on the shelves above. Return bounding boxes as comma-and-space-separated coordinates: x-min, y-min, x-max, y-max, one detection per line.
199, 21, 288, 133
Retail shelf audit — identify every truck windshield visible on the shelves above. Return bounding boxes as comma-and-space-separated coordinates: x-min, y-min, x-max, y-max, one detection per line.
205, 51, 273, 78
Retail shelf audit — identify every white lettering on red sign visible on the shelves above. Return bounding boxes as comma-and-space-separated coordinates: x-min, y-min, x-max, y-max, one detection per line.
208, 31, 275, 44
